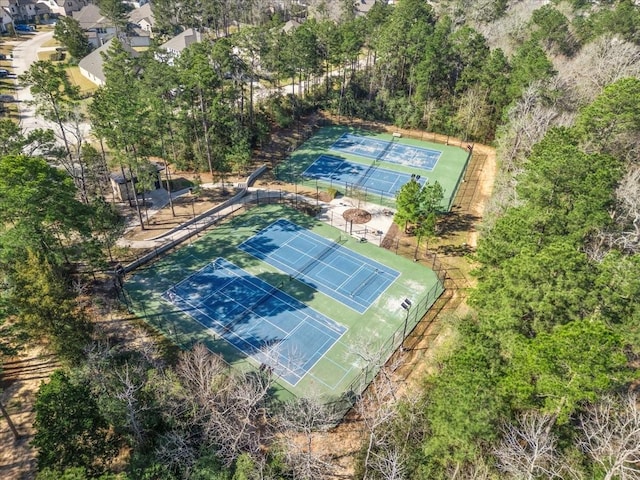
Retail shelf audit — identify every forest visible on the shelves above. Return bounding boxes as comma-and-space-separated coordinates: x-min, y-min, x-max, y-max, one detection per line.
1, 0, 640, 478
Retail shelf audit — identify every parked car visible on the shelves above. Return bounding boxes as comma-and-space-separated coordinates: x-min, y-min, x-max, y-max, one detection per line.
0, 95, 14, 102
0, 54, 6, 60
0, 69, 9, 78
15, 24, 35, 32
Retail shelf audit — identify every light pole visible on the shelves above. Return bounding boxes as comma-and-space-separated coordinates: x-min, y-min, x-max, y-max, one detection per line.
401, 298, 412, 349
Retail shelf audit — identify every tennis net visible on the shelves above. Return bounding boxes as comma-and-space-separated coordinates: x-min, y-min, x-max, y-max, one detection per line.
290, 236, 342, 281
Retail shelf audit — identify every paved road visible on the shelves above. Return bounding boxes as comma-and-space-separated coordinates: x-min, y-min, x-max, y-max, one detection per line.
11, 30, 91, 141
11, 31, 53, 131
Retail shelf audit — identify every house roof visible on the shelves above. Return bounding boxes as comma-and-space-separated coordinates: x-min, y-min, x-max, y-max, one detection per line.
78, 38, 138, 85
159, 27, 202, 53
72, 4, 112, 29
128, 2, 153, 27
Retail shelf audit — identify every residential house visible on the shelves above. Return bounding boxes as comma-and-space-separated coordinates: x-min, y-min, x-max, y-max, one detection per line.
34, 0, 65, 18
78, 37, 139, 86
123, 0, 148, 9
1, 0, 37, 22
55, 0, 88, 17
157, 27, 202, 64
128, 2, 153, 35
0, 5, 13, 32
72, 3, 116, 47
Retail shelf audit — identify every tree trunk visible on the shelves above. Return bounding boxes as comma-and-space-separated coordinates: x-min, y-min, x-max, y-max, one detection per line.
120, 163, 133, 207
198, 90, 215, 180
249, 70, 254, 128
0, 398, 20, 441
125, 153, 145, 230
160, 135, 175, 217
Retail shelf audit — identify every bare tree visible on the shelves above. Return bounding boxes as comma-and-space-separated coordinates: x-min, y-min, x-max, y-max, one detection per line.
611, 166, 640, 247
278, 394, 338, 480
475, 1, 545, 55
347, 338, 404, 401
175, 342, 229, 409
447, 455, 493, 480
578, 393, 640, 480
586, 165, 640, 260
356, 375, 401, 480
154, 429, 199, 476
487, 78, 574, 222
114, 362, 151, 447
455, 85, 493, 142
557, 35, 640, 104
494, 411, 563, 479
210, 369, 273, 464
166, 343, 274, 466
367, 444, 405, 480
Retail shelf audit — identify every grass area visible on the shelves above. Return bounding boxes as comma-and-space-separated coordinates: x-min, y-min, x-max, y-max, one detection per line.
37, 51, 59, 61
66, 66, 98, 94
41, 37, 61, 48
126, 203, 444, 405
278, 125, 471, 211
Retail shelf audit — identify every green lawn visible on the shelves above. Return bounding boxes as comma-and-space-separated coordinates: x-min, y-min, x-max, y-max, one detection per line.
126, 203, 444, 407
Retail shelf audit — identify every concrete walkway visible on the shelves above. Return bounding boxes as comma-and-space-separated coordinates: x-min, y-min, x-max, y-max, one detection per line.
118, 187, 396, 250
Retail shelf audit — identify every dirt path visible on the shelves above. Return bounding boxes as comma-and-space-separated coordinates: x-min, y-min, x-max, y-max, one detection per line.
0, 346, 60, 480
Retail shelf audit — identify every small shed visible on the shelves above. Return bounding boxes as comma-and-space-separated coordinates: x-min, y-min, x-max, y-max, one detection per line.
110, 162, 165, 202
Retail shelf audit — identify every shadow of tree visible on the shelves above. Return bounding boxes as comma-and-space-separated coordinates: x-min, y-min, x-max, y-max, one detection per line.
437, 212, 479, 238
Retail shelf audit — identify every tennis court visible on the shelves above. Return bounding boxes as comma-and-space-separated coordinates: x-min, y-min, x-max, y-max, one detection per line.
163, 257, 347, 386
126, 203, 446, 403
331, 132, 441, 170
238, 219, 400, 314
302, 154, 427, 199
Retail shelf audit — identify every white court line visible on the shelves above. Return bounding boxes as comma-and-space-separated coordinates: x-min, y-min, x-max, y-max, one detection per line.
245, 220, 401, 313
218, 255, 348, 386
171, 259, 344, 386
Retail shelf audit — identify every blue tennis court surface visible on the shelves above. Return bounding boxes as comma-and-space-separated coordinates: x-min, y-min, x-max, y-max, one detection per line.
303, 155, 426, 198
163, 258, 347, 386
331, 132, 441, 170
239, 219, 400, 314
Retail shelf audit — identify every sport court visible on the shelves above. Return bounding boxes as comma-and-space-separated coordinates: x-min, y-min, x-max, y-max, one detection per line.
278, 125, 470, 210
239, 219, 399, 314
126, 203, 446, 402
302, 154, 427, 199
331, 132, 442, 170
163, 257, 347, 386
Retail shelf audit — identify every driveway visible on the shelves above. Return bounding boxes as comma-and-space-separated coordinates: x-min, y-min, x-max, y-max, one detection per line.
11, 30, 92, 141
